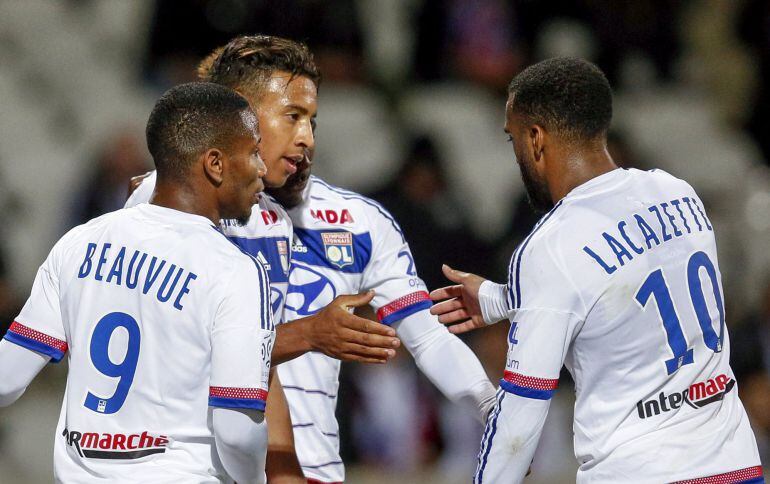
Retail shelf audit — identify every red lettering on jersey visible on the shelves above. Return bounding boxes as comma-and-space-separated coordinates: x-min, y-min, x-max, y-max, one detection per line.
99, 434, 113, 449
155, 436, 169, 447
311, 209, 354, 224
112, 434, 127, 450
340, 209, 354, 223
261, 210, 278, 225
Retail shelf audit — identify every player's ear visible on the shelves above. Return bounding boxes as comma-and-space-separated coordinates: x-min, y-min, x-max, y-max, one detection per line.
531, 124, 545, 162
202, 148, 224, 186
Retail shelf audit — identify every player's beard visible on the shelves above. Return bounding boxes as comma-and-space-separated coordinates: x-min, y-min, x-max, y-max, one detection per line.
234, 213, 251, 226
519, 156, 553, 213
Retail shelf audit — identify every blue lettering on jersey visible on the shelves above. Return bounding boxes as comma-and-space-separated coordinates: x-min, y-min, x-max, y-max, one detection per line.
291, 228, 372, 274
582, 196, 712, 275
77, 243, 197, 310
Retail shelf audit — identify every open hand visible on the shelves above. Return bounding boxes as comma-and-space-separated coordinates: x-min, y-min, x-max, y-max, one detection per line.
430, 264, 488, 334
306, 290, 401, 363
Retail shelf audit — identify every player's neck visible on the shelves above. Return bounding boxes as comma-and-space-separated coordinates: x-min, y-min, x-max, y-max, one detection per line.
549, 145, 617, 202
150, 179, 220, 225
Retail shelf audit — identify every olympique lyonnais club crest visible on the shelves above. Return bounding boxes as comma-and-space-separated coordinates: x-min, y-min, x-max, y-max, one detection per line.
321, 232, 354, 268
277, 240, 289, 275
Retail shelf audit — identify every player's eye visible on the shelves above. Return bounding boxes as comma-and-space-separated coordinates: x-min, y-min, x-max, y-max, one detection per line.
287, 113, 299, 122
506, 135, 513, 143
311, 117, 317, 131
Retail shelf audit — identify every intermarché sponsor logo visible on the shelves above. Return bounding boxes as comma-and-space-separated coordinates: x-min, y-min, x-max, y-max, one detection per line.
62, 428, 169, 459
636, 373, 735, 419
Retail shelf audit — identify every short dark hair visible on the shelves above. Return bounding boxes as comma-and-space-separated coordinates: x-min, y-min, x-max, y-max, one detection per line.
146, 82, 252, 180
508, 57, 612, 142
197, 35, 321, 99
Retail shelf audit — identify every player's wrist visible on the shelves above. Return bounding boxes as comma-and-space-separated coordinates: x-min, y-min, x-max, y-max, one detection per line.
478, 280, 509, 324
272, 321, 314, 365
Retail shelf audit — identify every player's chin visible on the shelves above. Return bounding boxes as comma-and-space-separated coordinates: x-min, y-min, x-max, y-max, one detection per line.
263, 172, 290, 189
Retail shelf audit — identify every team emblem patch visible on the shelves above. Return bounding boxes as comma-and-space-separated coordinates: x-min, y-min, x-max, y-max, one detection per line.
321, 232, 355, 268
276, 240, 289, 274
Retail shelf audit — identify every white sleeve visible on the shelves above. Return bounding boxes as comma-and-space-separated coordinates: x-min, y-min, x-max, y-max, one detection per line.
360, 207, 432, 325
209, 258, 275, 412
124, 170, 157, 208
212, 407, 267, 484
0, 339, 49, 407
6, 238, 68, 362
478, 281, 510, 324
394, 309, 497, 421
474, 390, 550, 483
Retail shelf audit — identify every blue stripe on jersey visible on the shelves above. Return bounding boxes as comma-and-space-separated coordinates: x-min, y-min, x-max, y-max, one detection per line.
211, 227, 273, 331
208, 396, 267, 411
475, 389, 505, 483
3, 331, 66, 363
312, 177, 406, 243
292, 228, 373, 274
499, 378, 555, 400
227, 235, 289, 284
511, 200, 565, 309
379, 301, 432, 326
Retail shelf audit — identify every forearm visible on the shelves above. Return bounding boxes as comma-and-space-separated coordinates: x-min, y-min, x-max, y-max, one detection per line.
476, 391, 549, 483
395, 310, 496, 421
272, 319, 313, 365
478, 281, 509, 324
0, 339, 49, 407
213, 407, 268, 484
265, 370, 305, 483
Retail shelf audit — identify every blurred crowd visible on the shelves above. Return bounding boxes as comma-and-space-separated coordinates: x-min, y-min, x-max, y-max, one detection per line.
1, 0, 770, 481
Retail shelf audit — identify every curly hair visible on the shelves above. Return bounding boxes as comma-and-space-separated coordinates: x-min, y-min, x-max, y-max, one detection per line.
508, 57, 612, 142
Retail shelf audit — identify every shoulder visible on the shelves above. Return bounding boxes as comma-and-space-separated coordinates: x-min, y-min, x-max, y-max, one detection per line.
508, 201, 587, 311
206, 228, 269, 279
124, 170, 157, 208
636, 168, 698, 195
309, 176, 404, 239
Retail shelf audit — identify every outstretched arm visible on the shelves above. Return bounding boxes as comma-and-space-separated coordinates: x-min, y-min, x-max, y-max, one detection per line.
430, 265, 509, 334
394, 310, 497, 421
272, 291, 401, 365
0, 339, 49, 407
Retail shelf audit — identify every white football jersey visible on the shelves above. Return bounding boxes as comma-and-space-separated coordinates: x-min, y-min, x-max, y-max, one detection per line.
4, 204, 274, 483
126, 171, 293, 322
278, 176, 433, 483
482, 168, 762, 483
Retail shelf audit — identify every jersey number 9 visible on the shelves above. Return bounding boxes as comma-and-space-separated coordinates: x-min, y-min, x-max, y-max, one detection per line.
84, 312, 141, 414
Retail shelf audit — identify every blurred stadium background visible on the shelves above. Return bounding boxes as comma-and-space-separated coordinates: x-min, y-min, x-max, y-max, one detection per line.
0, 0, 769, 482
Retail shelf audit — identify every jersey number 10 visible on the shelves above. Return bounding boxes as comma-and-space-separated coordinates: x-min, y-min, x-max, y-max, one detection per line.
635, 251, 725, 375
84, 312, 140, 414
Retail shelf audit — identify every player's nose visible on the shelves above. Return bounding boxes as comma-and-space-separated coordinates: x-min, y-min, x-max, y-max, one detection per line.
256, 154, 267, 178
295, 120, 315, 150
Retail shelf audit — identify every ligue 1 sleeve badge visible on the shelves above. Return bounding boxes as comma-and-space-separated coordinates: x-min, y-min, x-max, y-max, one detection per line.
321, 232, 354, 268
276, 240, 289, 275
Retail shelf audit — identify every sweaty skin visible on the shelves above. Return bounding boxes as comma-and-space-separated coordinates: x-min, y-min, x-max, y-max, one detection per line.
249, 73, 316, 189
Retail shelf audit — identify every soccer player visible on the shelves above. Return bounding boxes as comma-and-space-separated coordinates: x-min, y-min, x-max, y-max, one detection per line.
0, 83, 274, 483
430, 58, 764, 483
245, 68, 497, 484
